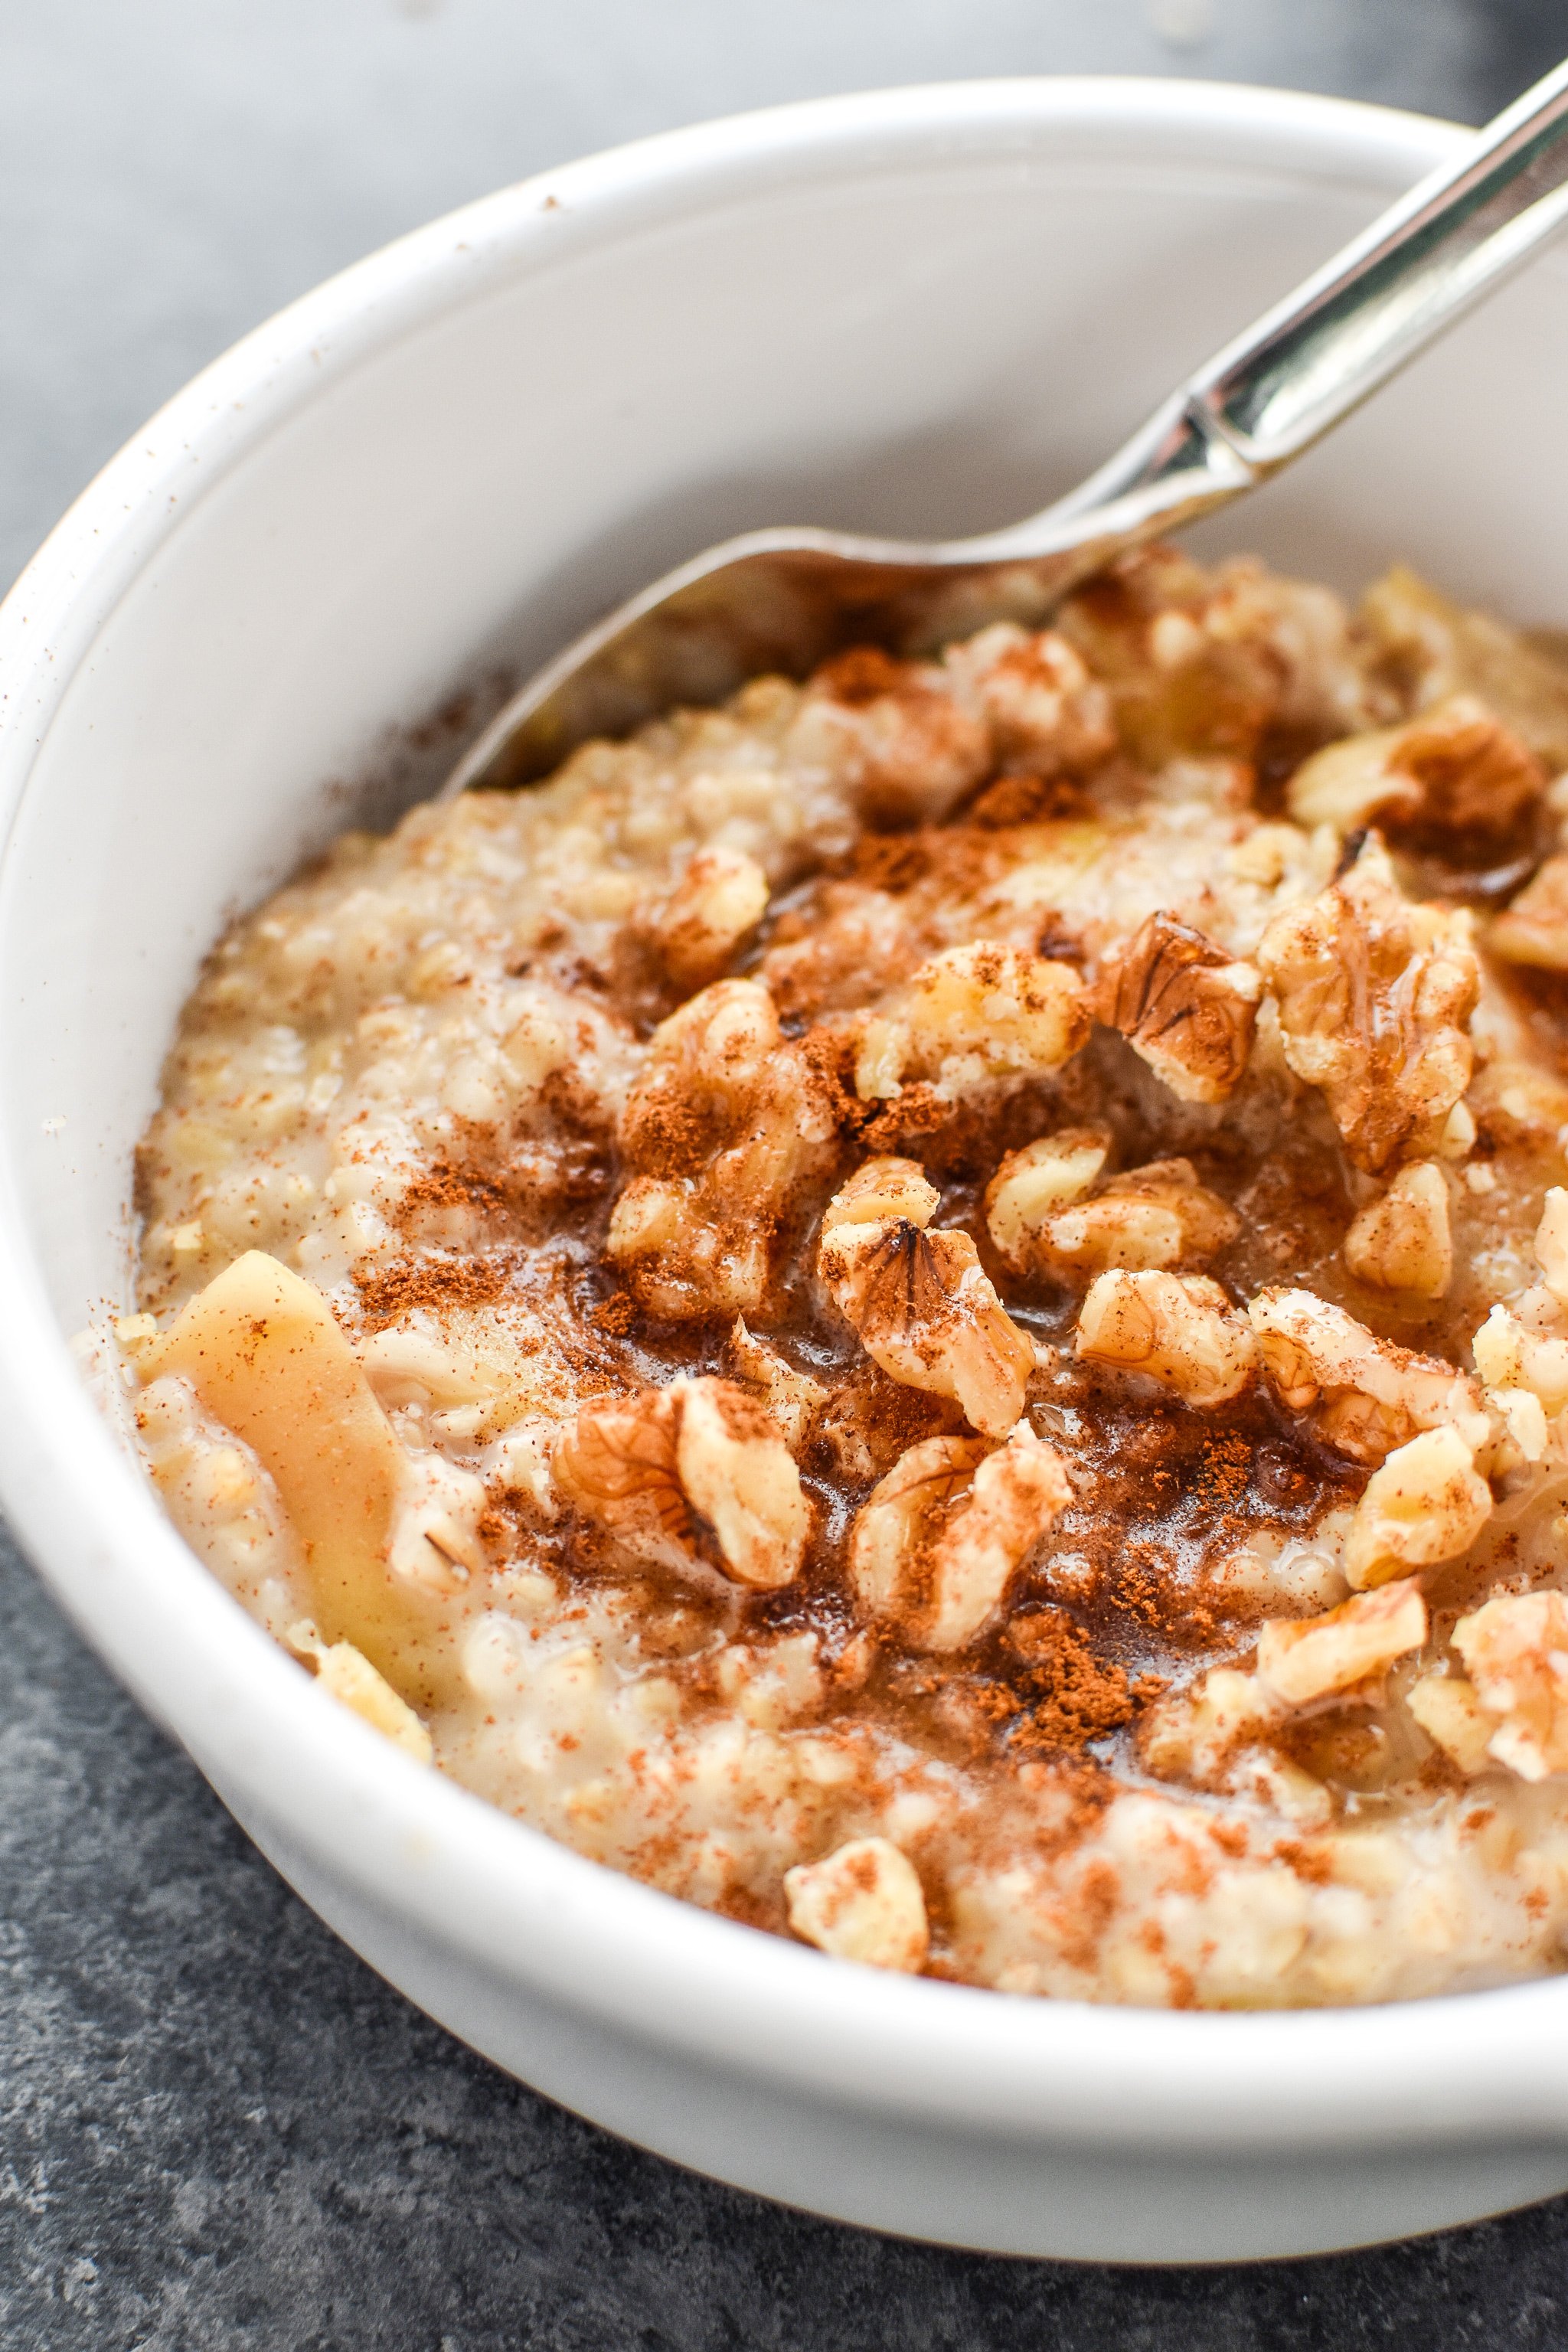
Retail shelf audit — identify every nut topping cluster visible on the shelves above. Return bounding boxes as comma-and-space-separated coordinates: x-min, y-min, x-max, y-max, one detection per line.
129, 544, 1568, 2004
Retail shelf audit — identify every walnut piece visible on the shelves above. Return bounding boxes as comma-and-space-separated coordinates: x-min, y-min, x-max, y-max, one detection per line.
1093, 911, 1261, 1103
818, 1157, 1035, 1439
1248, 1285, 1489, 1465
1488, 1383, 1550, 1473
859, 942, 1089, 1105
988, 1147, 1238, 1279
848, 1421, 1070, 1651
1142, 1665, 1284, 1782
1256, 835, 1479, 1174
674, 1376, 812, 1589
1472, 1295, 1568, 1417
1465, 1192, 1568, 1439
647, 846, 769, 993
1142, 1674, 1331, 1823
784, 1836, 929, 1972
1535, 1186, 1568, 1307
1452, 1591, 1568, 1781
554, 1375, 808, 1589
552, 1385, 690, 1570
982, 1127, 1111, 1267
726, 1316, 829, 1454
1342, 1161, 1452, 1298
1286, 695, 1544, 838
1467, 1055, 1568, 1145
1073, 1269, 1256, 1406
1341, 1426, 1492, 1591
606, 978, 841, 1318
1256, 1578, 1428, 1707
1406, 1673, 1495, 1775
1490, 854, 1568, 970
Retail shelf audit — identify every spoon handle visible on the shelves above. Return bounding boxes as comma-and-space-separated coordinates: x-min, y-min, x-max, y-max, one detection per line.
999, 56, 1568, 559
1200, 56, 1568, 467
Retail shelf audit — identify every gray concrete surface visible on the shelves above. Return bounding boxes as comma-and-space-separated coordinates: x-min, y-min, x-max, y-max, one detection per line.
5, 2, 1568, 2344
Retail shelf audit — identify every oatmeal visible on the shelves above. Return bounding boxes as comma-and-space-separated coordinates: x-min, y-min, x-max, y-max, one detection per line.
120, 544, 1568, 2007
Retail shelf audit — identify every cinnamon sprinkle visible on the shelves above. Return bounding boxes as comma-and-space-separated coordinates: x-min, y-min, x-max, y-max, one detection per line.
352, 1250, 509, 1330
1004, 1608, 1136, 1753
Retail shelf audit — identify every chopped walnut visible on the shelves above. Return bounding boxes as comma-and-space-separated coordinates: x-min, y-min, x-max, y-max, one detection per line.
1406, 1673, 1495, 1775
1452, 1591, 1568, 1781
988, 1149, 1238, 1280
810, 1357, 958, 1485
1256, 835, 1479, 1174
674, 1376, 812, 1589
824, 1155, 945, 1235
1468, 1054, 1568, 1145
1535, 1186, 1568, 1307
788, 645, 990, 826
941, 622, 1116, 776
1256, 1578, 1428, 1707
784, 1836, 929, 1972
1439, 1101, 1477, 1161
1472, 1296, 1568, 1418
1488, 1383, 1550, 1472
1342, 1161, 1452, 1298
553, 1385, 690, 1571
647, 845, 769, 993
727, 1317, 829, 1454
1093, 912, 1261, 1103
1341, 1426, 1492, 1591
853, 1015, 910, 1102
1142, 1666, 1283, 1782
1248, 1285, 1489, 1464
607, 978, 841, 1318
818, 1158, 1035, 1439
860, 942, 1089, 1104
1475, 1222, 1568, 1436
1489, 855, 1568, 970
554, 1375, 808, 1589
1286, 695, 1544, 838
1140, 1665, 1331, 1822
1073, 1269, 1256, 1406
849, 1421, 1070, 1651
982, 1125, 1110, 1265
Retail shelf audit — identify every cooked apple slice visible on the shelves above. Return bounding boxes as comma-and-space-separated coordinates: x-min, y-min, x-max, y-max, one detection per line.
141, 1250, 446, 1705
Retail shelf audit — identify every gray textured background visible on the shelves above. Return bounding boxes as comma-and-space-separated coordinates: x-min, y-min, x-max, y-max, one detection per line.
6, 4, 1568, 2346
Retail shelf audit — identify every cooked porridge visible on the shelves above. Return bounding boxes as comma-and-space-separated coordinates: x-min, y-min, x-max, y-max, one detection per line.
118, 545, 1568, 2007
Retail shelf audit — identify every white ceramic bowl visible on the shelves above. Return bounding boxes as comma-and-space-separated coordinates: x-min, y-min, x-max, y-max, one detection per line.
6, 77, 1568, 2266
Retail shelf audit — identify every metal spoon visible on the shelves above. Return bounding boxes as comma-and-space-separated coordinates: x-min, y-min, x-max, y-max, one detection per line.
444, 59, 1568, 799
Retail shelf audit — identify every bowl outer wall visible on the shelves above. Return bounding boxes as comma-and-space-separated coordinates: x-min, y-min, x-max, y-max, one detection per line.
3, 77, 1568, 2223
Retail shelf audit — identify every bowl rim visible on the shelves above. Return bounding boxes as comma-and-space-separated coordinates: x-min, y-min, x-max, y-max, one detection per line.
5, 70, 1566, 2158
